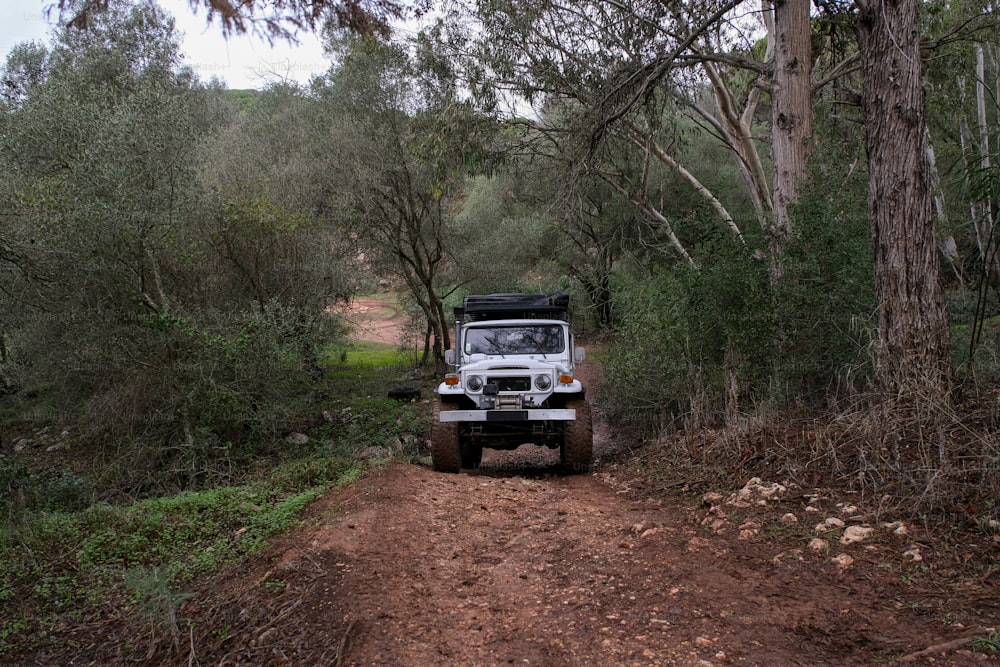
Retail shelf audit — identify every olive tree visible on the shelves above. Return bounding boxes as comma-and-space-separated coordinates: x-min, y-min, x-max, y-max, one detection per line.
313, 34, 492, 365
1, 3, 352, 480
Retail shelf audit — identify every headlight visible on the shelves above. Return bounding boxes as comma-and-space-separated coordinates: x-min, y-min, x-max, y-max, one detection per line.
534, 374, 552, 390
466, 375, 484, 391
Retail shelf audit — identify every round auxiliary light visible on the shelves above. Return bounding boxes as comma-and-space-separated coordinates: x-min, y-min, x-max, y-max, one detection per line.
467, 375, 484, 391
534, 374, 552, 390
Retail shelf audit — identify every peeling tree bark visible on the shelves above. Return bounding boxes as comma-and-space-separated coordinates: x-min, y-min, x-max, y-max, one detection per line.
855, 0, 952, 403
769, 0, 813, 279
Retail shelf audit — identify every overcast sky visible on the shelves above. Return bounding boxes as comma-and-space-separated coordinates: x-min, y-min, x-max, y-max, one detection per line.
1, 0, 330, 89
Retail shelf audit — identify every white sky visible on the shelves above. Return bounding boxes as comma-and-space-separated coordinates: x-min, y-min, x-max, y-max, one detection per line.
1, 0, 330, 89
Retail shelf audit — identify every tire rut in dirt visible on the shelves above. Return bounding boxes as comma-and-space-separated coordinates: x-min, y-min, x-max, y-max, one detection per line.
561, 398, 593, 473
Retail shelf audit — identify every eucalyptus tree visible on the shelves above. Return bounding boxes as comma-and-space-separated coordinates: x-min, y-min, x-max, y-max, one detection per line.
443, 0, 756, 265
849, 0, 953, 401
55, 0, 432, 39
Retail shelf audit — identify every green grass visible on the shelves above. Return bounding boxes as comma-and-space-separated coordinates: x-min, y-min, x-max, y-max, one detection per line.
973, 630, 1000, 653
0, 339, 434, 657
0, 460, 364, 653
322, 339, 416, 372
0, 461, 361, 655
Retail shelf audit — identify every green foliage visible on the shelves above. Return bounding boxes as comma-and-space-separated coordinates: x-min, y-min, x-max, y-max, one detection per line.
123, 566, 191, 649
604, 149, 875, 437
0, 4, 353, 474
772, 159, 875, 398
320, 341, 433, 459
0, 461, 93, 516
266, 456, 362, 493
973, 629, 1000, 653
0, 339, 425, 654
604, 238, 772, 436
450, 175, 553, 290
0, 461, 359, 654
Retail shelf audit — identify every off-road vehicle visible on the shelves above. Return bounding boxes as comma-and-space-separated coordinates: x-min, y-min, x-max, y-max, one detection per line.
431, 293, 593, 473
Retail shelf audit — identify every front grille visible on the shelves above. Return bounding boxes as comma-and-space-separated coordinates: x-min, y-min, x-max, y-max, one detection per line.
489, 376, 530, 392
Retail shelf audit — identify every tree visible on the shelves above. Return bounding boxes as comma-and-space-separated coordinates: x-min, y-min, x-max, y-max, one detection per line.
54, 0, 431, 40
854, 0, 953, 401
449, 0, 754, 264
768, 0, 813, 277
1, 1, 354, 459
316, 35, 489, 365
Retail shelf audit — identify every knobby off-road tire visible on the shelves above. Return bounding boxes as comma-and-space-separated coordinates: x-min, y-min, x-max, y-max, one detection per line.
561, 398, 593, 473
431, 400, 461, 473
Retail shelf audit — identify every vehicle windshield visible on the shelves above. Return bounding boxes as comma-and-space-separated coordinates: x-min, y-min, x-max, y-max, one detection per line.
464, 325, 565, 356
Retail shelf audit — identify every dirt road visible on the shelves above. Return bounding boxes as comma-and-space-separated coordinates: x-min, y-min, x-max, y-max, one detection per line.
176, 295, 995, 666
232, 293, 993, 667
198, 455, 993, 667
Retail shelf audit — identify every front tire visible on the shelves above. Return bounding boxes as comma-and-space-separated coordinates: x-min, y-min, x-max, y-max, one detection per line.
561, 399, 593, 473
431, 400, 460, 473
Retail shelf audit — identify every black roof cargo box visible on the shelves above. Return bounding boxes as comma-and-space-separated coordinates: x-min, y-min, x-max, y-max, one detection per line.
458, 293, 569, 321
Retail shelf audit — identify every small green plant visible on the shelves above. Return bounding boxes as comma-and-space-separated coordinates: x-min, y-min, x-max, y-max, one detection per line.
124, 566, 191, 653
263, 578, 286, 594
972, 630, 1000, 653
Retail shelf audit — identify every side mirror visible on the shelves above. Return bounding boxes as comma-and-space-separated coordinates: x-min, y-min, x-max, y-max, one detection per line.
575, 347, 586, 362
445, 349, 455, 365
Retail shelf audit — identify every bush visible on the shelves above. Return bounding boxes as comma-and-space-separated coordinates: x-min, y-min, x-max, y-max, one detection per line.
604, 154, 875, 440
0, 461, 93, 517
604, 238, 772, 438
772, 163, 875, 400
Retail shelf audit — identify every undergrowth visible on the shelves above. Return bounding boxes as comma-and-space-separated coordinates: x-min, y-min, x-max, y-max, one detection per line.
616, 384, 1000, 529
0, 339, 432, 658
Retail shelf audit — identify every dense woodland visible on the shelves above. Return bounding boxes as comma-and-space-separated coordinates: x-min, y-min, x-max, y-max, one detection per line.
0, 0, 1000, 504
4, 0, 1000, 657
3, 0, 1000, 526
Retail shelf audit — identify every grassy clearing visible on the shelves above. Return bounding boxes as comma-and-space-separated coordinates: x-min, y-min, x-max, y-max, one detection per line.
0, 339, 432, 657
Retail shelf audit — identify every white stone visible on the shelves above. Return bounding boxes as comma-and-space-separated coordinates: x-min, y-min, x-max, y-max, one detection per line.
285, 432, 310, 445
831, 553, 855, 568
809, 538, 829, 552
756, 482, 787, 499
814, 517, 845, 532
903, 546, 923, 562
738, 520, 760, 540
780, 513, 798, 524
840, 525, 873, 545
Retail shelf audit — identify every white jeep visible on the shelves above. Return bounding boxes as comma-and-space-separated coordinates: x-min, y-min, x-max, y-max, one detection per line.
431, 293, 593, 473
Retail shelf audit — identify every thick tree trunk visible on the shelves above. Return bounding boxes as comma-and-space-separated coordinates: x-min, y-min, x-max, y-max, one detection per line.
856, 0, 952, 402
769, 0, 813, 279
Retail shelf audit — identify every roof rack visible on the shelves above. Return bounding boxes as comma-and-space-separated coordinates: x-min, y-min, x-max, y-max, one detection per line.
457, 293, 569, 321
